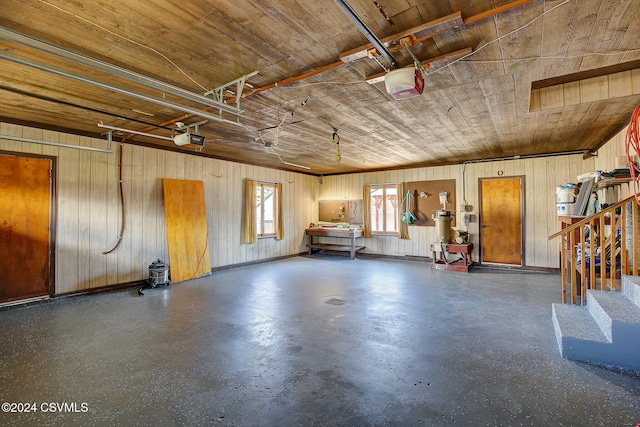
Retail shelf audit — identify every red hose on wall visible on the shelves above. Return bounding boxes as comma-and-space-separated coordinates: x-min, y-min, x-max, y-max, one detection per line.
625, 104, 640, 204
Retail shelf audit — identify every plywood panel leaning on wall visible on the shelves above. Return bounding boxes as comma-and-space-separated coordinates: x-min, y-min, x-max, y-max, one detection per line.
162, 179, 211, 282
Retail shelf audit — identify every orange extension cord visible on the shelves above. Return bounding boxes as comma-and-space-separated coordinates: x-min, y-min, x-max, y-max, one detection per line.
625, 103, 640, 204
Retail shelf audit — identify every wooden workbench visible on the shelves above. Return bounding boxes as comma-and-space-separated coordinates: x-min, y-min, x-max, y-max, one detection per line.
305, 227, 365, 260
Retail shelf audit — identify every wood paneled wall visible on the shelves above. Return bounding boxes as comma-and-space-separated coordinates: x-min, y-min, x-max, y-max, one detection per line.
320, 155, 595, 269
0, 123, 318, 295
1, 119, 629, 288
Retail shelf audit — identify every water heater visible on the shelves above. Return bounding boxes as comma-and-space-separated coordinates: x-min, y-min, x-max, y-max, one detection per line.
434, 210, 452, 243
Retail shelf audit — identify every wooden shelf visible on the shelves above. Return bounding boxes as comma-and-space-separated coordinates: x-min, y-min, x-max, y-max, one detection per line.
594, 177, 631, 189
308, 243, 366, 252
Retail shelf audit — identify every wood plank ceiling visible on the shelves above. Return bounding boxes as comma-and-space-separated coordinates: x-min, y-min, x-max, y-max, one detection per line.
1, 0, 640, 175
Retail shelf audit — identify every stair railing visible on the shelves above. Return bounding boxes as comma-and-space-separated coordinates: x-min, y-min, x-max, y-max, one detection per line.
548, 195, 639, 305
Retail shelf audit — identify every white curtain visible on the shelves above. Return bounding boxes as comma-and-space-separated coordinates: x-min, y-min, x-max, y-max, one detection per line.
243, 179, 257, 244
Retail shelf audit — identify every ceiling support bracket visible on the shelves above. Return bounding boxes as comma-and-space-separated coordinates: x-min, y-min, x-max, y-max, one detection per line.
204, 71, 259, 116
175, 120, 207, 134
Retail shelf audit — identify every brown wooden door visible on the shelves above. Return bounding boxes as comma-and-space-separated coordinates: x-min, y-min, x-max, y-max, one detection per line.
479, 177, 523, 265
0, 154, 52, 303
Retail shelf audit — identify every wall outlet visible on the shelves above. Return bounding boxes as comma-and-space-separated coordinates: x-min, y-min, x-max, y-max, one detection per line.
463, 212, 476, 224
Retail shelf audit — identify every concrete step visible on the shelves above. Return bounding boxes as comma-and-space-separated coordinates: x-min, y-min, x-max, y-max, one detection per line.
587, 289, 640, 342
552, 302, 640, 371
552, 304, 609, 358
553, 288, 640, 372
622, 275, 640, 308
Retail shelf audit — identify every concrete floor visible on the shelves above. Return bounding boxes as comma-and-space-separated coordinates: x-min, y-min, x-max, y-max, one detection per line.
1, 255, 639, 426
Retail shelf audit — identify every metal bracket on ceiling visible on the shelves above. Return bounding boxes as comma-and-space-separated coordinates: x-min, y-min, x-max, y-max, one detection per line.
175, 120, 208, 134
400, 39, 427, 78
204, 71, 259, 117
103, 130, 113, 151
334, 0, 399, 69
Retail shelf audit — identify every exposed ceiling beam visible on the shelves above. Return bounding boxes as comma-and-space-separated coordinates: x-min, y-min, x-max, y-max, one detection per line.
462, 0, 535, 24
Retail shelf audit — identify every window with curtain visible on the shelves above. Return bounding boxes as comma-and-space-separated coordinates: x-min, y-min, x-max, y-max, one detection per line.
244, 180, 283, 244
256, 182, 278, 237
369, 184, 398, 234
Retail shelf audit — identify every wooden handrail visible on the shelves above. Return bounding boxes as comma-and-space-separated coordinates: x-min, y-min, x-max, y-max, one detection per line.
548, 194, 639, 305
548, 195, 636, 240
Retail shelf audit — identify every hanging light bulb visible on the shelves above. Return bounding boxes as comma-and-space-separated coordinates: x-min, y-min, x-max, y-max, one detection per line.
335, 142, 341, 163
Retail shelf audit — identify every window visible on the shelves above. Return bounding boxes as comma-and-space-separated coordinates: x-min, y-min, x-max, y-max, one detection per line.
370, 185, 398, 234
256, 182, 278, 237
244, 179, 283, 244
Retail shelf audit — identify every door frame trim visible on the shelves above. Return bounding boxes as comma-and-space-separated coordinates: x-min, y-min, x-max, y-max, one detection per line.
0, 150, 57, 298
478, 175, 525, 266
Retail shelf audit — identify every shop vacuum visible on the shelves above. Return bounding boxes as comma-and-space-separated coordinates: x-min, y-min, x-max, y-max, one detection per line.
138, 259, 170, 296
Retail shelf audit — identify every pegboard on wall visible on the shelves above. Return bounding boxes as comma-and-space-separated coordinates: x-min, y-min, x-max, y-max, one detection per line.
318, 199, 363, 224
406, 179, 456, 226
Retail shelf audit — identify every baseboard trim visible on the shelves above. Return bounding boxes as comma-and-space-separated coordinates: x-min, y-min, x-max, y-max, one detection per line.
0, 253, 559, 310
211, 253, 305, 272
0, 295, 51, 310
473, 263, 559, 273
305, 251, 559, 273
53, 280, 147, 300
